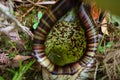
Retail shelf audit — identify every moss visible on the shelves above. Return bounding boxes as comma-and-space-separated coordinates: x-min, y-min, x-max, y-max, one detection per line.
44, 8, 86, 66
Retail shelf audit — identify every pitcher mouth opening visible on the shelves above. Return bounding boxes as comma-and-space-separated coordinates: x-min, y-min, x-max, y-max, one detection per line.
44, 20, 87, 66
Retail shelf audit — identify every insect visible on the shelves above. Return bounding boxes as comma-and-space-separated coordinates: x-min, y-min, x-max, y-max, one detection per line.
33, 0, 98, 75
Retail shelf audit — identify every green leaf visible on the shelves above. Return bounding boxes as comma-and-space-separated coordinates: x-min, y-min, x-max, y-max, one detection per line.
38, 11, 43, 20
98, 46, 105, 53
33, 18, 37, 23
33, 22, 39, 30
12, 61, 35, 80
106, 42, 113, 48
32, 11, 42, 30
0, 76, 4, 80
7, 68, 16, 74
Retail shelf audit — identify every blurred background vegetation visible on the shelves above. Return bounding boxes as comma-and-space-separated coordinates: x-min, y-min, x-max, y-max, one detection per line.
95, 0, 120, 16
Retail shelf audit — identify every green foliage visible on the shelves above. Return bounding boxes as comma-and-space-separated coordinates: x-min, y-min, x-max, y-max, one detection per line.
98, 41, 113, 53
106, 42, 113, 48
37, 11, 43, 20
10, 61, 35, 80
19, 32, 33, 53
0, 34, 19, 58
0, 77, 4, 80
98, 46, 105, 53
33, 11, 43, 29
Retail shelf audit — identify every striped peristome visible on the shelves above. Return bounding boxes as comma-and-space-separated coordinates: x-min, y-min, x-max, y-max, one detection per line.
33, 0, 98, 75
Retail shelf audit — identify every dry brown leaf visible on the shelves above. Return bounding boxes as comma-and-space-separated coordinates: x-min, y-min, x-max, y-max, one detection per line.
90, 2, 109, 36
13, 55, 31, 61
90, 2, 100, 20
11, 55, 32, 67
101, 17, 109, 35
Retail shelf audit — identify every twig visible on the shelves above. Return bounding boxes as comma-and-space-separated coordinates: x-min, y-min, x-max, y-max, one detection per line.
13, 0, 27, 3
94, 61, 99, 80
38, 1, 56, 5
22, 6, 34, 18
22, 0, 47, 17
27, 0, 47, 8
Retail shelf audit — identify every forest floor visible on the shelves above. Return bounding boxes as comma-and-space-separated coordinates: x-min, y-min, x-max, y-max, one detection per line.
0, 0, 120, 80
